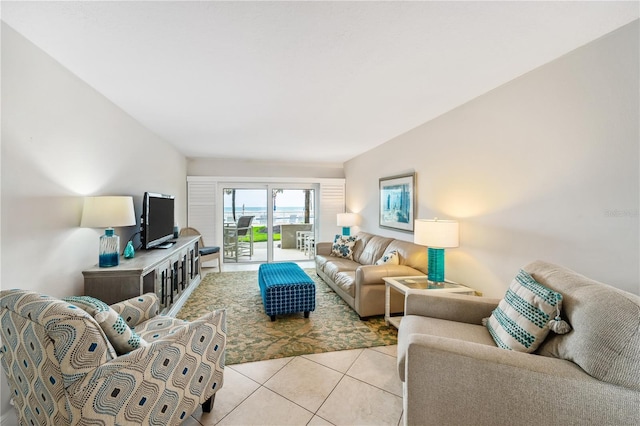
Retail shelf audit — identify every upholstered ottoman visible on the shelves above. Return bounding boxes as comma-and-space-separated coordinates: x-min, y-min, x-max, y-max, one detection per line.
258, 262, 316, 321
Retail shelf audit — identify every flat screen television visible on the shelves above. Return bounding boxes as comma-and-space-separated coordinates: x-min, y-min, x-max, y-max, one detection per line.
141, 192, 175, 249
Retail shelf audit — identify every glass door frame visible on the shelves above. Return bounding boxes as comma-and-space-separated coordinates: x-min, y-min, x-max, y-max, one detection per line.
270, 186, 316, 263
220, 182, 317, 263
221, 183, 268, 264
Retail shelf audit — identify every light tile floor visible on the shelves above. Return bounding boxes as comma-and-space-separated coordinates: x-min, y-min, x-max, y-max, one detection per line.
189, 264, 403, 425
3, 263, 402, 426
187, 345, 404, 426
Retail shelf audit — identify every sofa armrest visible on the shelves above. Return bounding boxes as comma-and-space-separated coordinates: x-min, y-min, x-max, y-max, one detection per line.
404, 291, 499, 324
110, 293, 160, 327
356, 264, 424, 286
404, 334, 640, 426
316, 242, 332, 256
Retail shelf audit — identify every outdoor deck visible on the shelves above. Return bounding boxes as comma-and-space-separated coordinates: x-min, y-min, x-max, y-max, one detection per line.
204, 241, 313, 269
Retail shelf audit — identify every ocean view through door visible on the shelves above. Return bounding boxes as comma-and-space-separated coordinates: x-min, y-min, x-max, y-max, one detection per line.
222, 186, 315, 263
272, 188, 315, 262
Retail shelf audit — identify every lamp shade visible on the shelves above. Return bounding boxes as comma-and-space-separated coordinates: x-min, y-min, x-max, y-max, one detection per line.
337, 212, 358, 227
414, 219, 459, 248
81, 196, 136, 228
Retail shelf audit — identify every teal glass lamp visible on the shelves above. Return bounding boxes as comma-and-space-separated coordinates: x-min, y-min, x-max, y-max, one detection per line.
337, 212, 358, 236
81, 196, 137, 267
414, 218, 459, 284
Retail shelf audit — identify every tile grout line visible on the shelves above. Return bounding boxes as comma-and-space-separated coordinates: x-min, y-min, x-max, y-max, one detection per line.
300, 347, 364, 375
229, 347, 402, 422
211, 357, 298, 425
343, 350, 404, 399
194, 350, 401, 425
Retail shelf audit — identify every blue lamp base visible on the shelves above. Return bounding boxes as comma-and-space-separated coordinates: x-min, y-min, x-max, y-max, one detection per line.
99, 228, 120, 267
427, 248, 445, 283
342, 227, 351, 236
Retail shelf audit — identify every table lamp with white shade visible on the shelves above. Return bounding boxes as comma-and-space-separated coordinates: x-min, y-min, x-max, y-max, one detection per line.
414, 218, 459, 284
337, 212, 358, 236
81, 196, 137, 267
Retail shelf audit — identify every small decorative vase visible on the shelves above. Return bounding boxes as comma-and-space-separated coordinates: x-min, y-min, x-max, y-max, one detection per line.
124, 241, 135, 259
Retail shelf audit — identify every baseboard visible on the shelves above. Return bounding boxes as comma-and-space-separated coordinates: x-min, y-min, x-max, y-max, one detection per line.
0, 409, 18, 426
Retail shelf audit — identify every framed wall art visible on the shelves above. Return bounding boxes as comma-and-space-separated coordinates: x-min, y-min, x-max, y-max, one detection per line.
379, 173, 415, 232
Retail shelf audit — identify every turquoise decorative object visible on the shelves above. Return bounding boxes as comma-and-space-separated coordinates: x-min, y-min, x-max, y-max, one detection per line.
99, 228, 120, 267
124, 241, 135, 259
427, 247, 445, 283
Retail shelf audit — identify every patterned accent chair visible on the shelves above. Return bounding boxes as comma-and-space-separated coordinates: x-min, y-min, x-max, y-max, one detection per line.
0, 290, 226, 425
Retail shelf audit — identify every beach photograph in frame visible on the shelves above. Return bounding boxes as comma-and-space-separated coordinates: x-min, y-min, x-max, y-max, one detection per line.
379, 173, 415, 232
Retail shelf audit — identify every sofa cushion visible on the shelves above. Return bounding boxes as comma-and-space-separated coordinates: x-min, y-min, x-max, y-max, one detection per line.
375, 250, 399, 265
528, 261, 640, 391
323, 257, 360, 281
315, 254, 332, 273
485, 269, 563, 353
351, 232, 375, 261
397, 315, 495, 381
356, 235, 394, 265
64, 295, 148, 355
334, 271, 357, 297
331, 235, 357, 259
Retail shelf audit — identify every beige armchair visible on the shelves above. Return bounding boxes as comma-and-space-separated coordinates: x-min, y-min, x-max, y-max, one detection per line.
0, 290, 226, 425
397, 261, 640, 426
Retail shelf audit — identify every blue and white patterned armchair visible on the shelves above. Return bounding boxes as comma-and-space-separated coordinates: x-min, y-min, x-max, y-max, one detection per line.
0, 290, 226, 425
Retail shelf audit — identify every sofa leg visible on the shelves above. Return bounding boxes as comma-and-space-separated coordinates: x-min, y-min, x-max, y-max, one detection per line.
202, 395, 215, 413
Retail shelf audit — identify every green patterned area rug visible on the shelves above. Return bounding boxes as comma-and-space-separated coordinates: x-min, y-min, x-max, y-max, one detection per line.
177, 269, 397, 365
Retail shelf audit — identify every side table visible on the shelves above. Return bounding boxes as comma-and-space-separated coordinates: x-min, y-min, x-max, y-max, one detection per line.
383, 276, 476, 328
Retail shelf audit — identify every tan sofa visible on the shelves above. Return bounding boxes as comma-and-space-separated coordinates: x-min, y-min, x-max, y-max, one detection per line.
315, 231, 427, 318
397, 260, 640, 426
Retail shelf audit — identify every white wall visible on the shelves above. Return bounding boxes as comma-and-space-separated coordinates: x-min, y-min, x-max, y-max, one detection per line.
345, 21, 639, 298
1, 23, 187, 421
188, 157, 344, 179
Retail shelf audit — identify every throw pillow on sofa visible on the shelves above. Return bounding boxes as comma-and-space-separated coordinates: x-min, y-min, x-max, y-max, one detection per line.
64, 295, 148, 355
375, 250, 399, 265
331, 235, 357, 259
484, 269, 569, 353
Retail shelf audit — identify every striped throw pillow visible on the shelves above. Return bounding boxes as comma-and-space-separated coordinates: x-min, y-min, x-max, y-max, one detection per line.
485, 269, 563, 353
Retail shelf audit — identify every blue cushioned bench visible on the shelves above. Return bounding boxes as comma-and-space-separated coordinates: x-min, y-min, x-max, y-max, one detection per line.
258, 262, 316, 321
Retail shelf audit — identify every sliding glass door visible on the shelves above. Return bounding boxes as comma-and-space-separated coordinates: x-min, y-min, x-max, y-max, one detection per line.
221, 184, 315, 264
222, 187, 268, 263
271, 188, 315, 262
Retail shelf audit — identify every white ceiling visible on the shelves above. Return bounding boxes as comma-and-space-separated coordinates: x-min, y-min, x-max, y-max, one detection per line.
2, 1, 638, 164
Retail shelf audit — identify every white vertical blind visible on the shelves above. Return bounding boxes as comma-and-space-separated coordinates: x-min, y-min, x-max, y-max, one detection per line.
187, 181, 217, 246
317, 182, 346, 243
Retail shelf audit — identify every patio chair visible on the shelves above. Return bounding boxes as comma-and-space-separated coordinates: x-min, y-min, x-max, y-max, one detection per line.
304, 233, 315, 257
180, 226, 221, 272
224, 215, 254, 262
